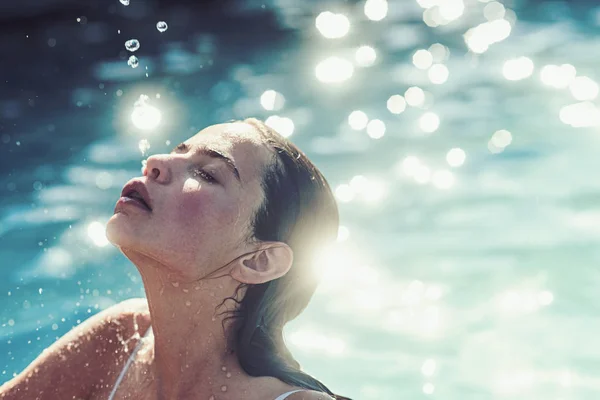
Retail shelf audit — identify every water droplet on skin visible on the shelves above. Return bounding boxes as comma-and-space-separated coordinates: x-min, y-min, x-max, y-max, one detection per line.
125, 39, 140, 52
221, 366, 227, 371
185, 301, 191, 307
195, 286, 201, 290
127, 55, 139, 68
171, 282, 179, 288
156, 21, 168, 33
159, 286, 164, 296
221, 385, 227, 392
119, 0, 129, 5
182, 288, 189, 293
209, 396, 215, 400
226, 372, 231, 378
211, 316, 216, 321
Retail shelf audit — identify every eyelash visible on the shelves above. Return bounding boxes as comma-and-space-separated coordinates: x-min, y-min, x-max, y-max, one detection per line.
192, 167, 216, 183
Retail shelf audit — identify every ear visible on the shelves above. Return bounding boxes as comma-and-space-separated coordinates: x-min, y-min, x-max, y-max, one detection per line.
230, 242, 294, 284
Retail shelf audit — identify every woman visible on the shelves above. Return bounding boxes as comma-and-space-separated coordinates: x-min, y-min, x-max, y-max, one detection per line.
0, 118, 351, 400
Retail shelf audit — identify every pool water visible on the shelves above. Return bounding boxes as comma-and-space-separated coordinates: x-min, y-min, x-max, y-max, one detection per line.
2, 0, 600, 399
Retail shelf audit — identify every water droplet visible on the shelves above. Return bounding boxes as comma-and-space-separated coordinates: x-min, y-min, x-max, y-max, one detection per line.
119, 0, 130, 5
171, 282, 179, 288
209, 396, 215, 400
185, 301, 191, 307
211, 316, 216, 321
138, 139, 150, 156
38, 288, 43, 294
221, 366, 227, 371
195, 286, 201, 290
159, 286, 164, 296
125, 39, 140, 52
127, 55, 139, 68
156, 21, 168, 33
221, 385, 227, 392
182, 288, 189, 293
226, 372, 231, 378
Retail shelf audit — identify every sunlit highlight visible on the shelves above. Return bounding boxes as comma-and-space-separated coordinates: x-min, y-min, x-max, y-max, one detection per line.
364, 0, 388, 21
260, 89, 285, 111
131, 95, 162, 131
265, 115, 294, 137
366, 119, 386, 139
428, 64, 449, 84
335, 183, 355, 203
489, 129, 513, 153
387, 95, 407, 114
316, 56, 354, 83
315, 11, 350, 39
355, 46, 377, 67
446, 148, 466, 167
88, 221, 109, 247
419, 112, 440, 133
413, 49, 433, 70
503, 57, 534, 81
559, 102, 600, 128
484, 1, 506, 20
429, 43, 450, 63
423, 383, 435, 395
421, 359, 437, 377
540, 64, 576, 89
405, 86, 425, 107
464, 19, 511, 53
337, 225, 350, 242
569, 76, 599, 101
348, 110, 369, 130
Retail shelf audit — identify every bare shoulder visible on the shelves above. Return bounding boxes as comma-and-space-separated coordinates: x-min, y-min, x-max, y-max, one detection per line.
0, 297, 150, 400
108, 297, 151, 329
287, 390, 336, 400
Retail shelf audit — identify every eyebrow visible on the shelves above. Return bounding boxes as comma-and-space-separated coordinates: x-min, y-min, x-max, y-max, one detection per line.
170, 143, 242, 185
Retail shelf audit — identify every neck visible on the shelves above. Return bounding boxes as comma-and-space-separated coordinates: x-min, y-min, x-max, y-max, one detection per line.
123, 248, 250, 400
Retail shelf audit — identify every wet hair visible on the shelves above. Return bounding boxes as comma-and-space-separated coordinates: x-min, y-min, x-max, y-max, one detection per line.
216, 118, 352, 400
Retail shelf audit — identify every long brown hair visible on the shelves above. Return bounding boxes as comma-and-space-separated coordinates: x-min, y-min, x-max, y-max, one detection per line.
216, 118, 352, 400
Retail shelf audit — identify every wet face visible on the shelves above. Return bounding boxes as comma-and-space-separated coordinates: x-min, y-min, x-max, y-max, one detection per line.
105, 122, 274, 280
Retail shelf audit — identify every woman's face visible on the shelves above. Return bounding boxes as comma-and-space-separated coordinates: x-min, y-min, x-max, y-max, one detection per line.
105, 122, 274, 280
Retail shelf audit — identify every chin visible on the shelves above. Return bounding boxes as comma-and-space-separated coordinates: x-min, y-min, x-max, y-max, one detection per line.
105, 214, 136, 247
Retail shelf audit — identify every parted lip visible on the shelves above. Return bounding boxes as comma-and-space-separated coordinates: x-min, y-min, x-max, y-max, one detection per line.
120, 179, 152, 211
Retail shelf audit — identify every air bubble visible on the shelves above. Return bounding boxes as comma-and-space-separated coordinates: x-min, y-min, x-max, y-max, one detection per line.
125, 39, 140, 52
156, 21, 168, 33
127, 55, 139, 68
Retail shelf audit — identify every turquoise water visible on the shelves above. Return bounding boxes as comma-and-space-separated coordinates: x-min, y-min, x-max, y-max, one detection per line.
3, 0, 600, 399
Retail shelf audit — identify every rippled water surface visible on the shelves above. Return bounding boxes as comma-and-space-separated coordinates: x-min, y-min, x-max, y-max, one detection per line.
2, 0, 600, 399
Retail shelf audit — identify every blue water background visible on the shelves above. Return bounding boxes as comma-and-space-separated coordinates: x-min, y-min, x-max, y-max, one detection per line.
3, 0, 600, 398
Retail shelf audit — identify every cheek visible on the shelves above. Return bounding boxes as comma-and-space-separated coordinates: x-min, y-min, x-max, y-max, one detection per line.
170, 182, 233, 233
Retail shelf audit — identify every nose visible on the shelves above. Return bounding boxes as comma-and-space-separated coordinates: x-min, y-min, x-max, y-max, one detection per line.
144, 154, 171, 183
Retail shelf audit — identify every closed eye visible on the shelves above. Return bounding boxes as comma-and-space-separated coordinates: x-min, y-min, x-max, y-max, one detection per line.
192, 167, 217, 183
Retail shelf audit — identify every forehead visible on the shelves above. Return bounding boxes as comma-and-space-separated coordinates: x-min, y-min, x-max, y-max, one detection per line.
186, 122, 273, 183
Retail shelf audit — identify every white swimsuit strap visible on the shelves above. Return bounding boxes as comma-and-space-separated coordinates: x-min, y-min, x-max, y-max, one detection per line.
273, 389, 306, 400
107, 326, 152, 400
